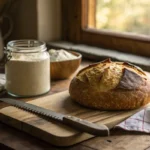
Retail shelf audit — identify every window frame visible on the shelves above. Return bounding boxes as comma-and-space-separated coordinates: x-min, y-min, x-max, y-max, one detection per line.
62, 0, 150, 57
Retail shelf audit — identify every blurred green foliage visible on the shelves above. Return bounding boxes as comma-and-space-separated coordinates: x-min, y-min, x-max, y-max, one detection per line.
96, 0, 150, 35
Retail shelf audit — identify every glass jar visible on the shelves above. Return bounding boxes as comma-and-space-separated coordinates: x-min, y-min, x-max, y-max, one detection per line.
5, 40, 50, 97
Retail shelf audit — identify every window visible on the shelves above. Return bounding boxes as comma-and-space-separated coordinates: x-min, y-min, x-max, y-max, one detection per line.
92, 0, 150, 35
62, 0, 150, 57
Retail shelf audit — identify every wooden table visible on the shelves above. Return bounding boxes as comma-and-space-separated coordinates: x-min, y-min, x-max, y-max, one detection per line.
0, 60, 150, 150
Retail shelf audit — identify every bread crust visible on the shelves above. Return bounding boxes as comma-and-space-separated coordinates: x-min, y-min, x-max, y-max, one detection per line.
69, 59, 150, 110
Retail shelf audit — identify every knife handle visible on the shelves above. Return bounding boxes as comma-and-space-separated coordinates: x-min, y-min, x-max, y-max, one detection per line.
63, 116, 109, 136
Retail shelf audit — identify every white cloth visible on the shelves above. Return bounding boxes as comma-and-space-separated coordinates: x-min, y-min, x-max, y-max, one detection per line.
0, 74, 5, 91
116, 107, 150, 133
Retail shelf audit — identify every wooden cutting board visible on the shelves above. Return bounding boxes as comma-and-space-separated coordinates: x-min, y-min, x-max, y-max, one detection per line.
0, 91, 148, 146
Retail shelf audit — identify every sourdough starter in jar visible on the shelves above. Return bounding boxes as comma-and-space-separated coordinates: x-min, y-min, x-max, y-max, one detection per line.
5, 40, 50, 97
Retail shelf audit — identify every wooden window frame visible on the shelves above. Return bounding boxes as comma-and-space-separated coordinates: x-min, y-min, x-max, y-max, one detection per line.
62, 0, 150, 57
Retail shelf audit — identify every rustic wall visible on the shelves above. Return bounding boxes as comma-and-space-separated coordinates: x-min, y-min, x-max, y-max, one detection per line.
37, 0, 62, 42
7, 0, 38, 40
6, 0, 62, 42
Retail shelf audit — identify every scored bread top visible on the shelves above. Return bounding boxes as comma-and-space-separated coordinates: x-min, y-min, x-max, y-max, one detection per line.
76, 58, 147, 92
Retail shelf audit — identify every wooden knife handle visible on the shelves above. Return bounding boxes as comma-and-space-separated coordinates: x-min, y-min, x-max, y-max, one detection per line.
63, 116, 109, 136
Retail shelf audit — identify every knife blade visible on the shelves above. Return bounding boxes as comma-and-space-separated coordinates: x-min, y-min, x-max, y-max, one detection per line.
0, 98, 109, 136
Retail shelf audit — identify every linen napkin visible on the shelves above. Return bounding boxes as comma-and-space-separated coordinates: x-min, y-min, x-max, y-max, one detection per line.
0, 74, 6, 96
0, 74, 5, 91
116, 107, 150, 133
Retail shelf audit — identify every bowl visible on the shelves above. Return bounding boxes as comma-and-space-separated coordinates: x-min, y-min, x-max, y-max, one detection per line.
50, 51, 82, 80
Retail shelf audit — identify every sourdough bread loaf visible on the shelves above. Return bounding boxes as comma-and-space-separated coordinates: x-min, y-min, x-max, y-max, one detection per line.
69, 59, 150, 110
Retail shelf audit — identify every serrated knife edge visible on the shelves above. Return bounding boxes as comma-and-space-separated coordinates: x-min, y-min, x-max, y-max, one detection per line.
0, 98, 109, 136
0, 98, 64, 121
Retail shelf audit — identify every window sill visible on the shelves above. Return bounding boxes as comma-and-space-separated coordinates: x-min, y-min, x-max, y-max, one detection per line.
47, 41, 150, 71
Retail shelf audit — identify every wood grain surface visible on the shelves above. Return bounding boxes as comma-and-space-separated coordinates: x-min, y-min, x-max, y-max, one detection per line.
0, 91, 148, 147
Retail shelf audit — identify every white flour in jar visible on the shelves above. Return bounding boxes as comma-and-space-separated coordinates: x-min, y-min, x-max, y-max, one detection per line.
5, 54, 50, 97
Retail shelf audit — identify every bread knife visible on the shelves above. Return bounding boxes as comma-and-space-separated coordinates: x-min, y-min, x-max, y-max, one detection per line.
0, 98, 109, 136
